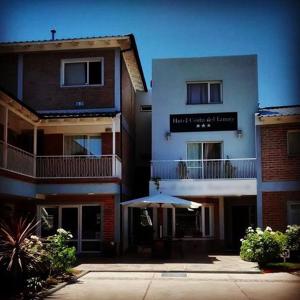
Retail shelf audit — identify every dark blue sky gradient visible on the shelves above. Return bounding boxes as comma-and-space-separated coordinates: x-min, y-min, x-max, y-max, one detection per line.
1, 0, 299, 106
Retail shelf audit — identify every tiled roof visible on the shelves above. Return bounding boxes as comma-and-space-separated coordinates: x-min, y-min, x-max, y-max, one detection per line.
257, 105, 300, 117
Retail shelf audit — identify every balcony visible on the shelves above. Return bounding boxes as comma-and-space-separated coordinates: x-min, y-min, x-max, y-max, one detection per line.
0, 141, 122, 179
151, 158, 256, 180
150, 159, 257, 197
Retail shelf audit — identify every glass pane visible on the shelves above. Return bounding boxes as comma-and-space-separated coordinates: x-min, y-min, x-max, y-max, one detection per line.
82, 241, 102, 252
288, 132, 300, 155
187, 143, 202, 178
187, 83, 208, 104
210, 83, 221, 103
290, 204, 300, 225
82, 206, 101, 239
41, 207, 58, 237
203, 143, 221, 159
61, 207, 78, 239
89, 136, 102, 155
64, 135, 88, 155
204, 207, 210, 236
89, 61, 102, 84
175, 208, 202, 237
187, 143, 202, 160
64, 62, 86, 85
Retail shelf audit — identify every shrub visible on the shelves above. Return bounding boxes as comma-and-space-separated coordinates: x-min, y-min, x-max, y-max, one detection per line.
0, 217, 47, 292
46, 228, 76, 275
285, 225, 300, 252
240, 226, 286, 266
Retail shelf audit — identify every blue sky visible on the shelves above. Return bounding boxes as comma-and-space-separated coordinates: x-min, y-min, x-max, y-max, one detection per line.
1, 0, 299, 107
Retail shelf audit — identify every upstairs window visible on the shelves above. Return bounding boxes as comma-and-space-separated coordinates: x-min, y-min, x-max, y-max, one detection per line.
187, 81, 222, 104
287, 131, 300, 156
64, 135, 102, 156
61, 58, 103, 87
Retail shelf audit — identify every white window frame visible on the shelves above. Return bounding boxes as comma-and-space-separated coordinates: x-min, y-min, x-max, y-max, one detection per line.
186, 141, 224, 160
186, 81, 223, 104
60, 57, 104, 87
37, 204, 103, 253
63, 134, 102, 156
287, 130, 300, 156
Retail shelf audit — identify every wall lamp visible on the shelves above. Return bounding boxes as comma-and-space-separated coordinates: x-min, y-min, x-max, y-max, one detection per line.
236, 129, 243, 138
165, 131, 172, 140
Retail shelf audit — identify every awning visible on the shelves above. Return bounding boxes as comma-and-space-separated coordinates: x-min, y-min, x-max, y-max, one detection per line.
121, 193, 201, 209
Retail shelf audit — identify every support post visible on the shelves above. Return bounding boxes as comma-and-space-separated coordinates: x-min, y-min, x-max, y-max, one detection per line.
3, 107, 8, 169
219, 197, 225, 240
122, 205, 128, 252
33, 126, 37, 176
112, 118, 116, 177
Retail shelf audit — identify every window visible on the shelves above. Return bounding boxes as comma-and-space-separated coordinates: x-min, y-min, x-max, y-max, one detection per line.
61, 58, 103, 86
187, 81, 222, 104
288, 202, 300, 225
64, 135, 102, 156
175, 205, 214, 238
287, 131, 300, 156
140, 105, 152, 112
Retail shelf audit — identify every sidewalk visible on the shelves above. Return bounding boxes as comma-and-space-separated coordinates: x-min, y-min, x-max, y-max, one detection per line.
74, 255, 260, 273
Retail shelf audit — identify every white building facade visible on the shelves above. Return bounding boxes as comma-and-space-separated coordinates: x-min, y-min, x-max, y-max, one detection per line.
150, 55, 258, 250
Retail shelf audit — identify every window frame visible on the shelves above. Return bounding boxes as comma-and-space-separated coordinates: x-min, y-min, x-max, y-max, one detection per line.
186, 141, 224, 160
287, 130, 300, 156
60, 57, 104, 87
287, 201, 300, 225
186, 81, 223, 105
63, 134, 102, 156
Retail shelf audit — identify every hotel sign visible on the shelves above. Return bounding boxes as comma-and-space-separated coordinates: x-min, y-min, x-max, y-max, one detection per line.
170, 112, 238, 132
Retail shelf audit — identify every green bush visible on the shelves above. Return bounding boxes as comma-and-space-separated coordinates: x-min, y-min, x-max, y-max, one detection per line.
285, 225, 300, 252
46, 228, 76, 275
240, 226, 286, 266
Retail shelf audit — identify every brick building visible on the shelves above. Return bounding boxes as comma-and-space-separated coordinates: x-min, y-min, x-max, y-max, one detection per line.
0, 34, 147, 254
256, 105, 300, 231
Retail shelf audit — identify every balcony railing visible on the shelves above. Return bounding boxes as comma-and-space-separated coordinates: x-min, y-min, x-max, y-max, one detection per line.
151, 158, 256, 180
36, 155, 121, 178
0, 141, 121, 179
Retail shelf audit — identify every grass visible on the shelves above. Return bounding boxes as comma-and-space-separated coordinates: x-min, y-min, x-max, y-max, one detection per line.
263, 262, 300, 272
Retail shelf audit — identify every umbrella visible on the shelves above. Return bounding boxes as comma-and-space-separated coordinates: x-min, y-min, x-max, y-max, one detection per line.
120, 193, 201, 209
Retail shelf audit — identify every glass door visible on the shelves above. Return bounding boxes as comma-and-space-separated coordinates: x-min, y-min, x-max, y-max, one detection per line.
81, 205, 102, 252
187, 143, 202, 178
61, 207, 79, 249
203, 143, 222, 178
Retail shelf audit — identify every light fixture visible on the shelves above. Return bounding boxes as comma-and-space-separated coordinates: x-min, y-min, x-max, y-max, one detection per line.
236, 129, 243, 138
165, 131, 172, 140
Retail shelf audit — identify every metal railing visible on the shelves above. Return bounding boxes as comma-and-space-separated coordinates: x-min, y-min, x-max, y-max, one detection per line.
151, 158, 256, 180
36, 155, 121, 178
0, 141, 122, 179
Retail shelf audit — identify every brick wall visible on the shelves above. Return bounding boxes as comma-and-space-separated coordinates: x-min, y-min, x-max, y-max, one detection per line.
0, 54, 18, 97
22, 49, 115, 110
101, 132, 121, 156
41, 194, 116, 241
263, 191, 300, 231
261, 123, 300, 181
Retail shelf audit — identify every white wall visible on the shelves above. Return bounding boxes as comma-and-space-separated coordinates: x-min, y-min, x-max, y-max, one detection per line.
152, 55, 258, 160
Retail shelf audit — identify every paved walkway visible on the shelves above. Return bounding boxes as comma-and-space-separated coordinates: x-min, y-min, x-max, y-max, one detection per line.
46, 272, 300, 300
74, 255, 259, 273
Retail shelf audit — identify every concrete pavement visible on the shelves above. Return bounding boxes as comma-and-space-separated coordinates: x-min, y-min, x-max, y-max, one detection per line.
46, 271, 300, 300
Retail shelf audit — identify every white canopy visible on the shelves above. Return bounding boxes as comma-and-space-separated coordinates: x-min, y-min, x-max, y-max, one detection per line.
121, 193, 201, 209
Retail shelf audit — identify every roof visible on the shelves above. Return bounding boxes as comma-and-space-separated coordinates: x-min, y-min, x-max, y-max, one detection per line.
0, 34, 147, 92
257, 105, 300, 117
40, 111, 119, 119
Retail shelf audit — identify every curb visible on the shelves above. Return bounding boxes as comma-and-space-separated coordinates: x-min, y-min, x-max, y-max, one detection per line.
38, 270, 89, 299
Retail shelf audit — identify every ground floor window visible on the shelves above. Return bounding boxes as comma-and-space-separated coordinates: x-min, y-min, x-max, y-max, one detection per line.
39, 204, 102, 253
175, 205, 214, 238
288, 201, 300, 225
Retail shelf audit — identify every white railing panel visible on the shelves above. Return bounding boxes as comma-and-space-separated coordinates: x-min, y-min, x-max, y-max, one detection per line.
151, 158, 256, 180
6, 143, 35, 176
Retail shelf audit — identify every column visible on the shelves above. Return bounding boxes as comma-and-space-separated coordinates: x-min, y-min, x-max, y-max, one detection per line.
219, 197, 225, 240
33, 126, 37, 176
112, 118, 116, 176
3, 107, 8, 168
122, 205, 128, 252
